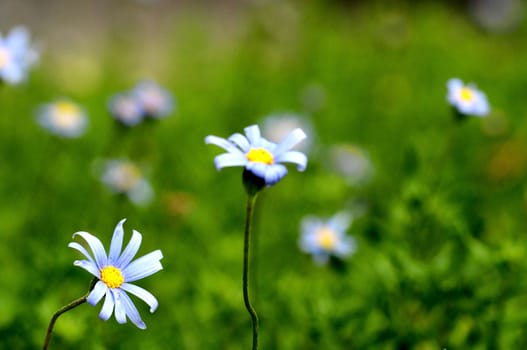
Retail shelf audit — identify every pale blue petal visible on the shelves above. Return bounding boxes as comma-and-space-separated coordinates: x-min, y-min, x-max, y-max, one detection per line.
121, 283, 159, 313
72, 231, 108, 269
68, 242, 96, 267
109, 219, 126, 264
73, 259, 100, 278
87, 281, 108, 306
328, 212, 352, 232
120, 290, 147, 329
274, 151, 307, 171
1, 64, 24, 84
334, 236, 356, 257
273, 128, 307, 157
116, 229, 142, 268
214, 153, 247, 170
6, 26, 30, 51
244, 125, 261, 144
205, 135, 241, 154
264, 164, 288, 185
246, 162, 268, 178
128, 180, 153, 206
112, 289, 127, 324
123, 250, 163, 283
447, 78, 463, 91
228, 133, 251, 152
99, 289, 114, 320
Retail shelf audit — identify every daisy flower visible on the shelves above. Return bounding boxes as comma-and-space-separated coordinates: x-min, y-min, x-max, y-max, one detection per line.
447, 78, 490, 117
205, 124, 307, 186
0, 26, 38, 85
69, 219, 163, 329
100, 159, 153, 206
108, 93, 144, 127
132, 80, 175, 119
37, 99, 88, 138
299, 212, 356, 265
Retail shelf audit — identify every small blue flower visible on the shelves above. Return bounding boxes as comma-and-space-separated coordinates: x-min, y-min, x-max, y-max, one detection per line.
108, 93, 144, 127
447, 78, 490, 117
69, 219, 163, 329
0, 26, 38, 85
100, 159, 153, 206
205, 124, 307, 186
299, 213, 356, 265
132, 80, 175, 119
37, 99, 88, 138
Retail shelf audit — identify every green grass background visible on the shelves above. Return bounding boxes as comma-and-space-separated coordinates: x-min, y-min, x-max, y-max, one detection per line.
1, 0, 527, 348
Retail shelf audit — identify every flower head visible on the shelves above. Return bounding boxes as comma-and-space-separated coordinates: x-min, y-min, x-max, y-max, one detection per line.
108, 93, 144, 127
69, 219, 163, 329
205, 124, 307, 186
100, 159, 153, 206
37, 99, 88, 138
0, 26, 38, 85
132, 80, 175, 119
447, 78, 490, 117
299, 212, 356, 265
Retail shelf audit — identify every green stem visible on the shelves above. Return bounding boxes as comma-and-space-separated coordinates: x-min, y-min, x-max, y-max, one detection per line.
43, 278, 97, 350
243, 194, 259, 350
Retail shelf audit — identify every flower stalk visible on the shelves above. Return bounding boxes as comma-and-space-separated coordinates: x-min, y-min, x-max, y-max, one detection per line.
42, 278, 97, 350
243, 193, 259, 350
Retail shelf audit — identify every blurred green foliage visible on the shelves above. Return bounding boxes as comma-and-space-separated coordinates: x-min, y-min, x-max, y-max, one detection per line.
1, 1, 527, 349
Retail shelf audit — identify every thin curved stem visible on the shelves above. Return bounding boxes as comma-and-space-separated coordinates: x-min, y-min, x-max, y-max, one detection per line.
243, 194, 259, 350
43, 278, 97, 350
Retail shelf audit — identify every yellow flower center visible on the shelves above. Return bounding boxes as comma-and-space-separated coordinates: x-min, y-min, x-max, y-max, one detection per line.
459, 87, 474, 102
317, 227, 337, 250
53, 102, 81, 128
100, 265, 124, 289
246, 147, 274, 165
0, 47, 10, 69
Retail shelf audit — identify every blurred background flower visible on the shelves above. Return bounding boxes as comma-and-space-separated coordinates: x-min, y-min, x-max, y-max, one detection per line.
447, 78, 490, 117
36, 99, 87, 138
0, 25, 38, 85
132, 80, 175, 119
98, 159, 153, 206
108, 92, 144, 127
299, 212, 356, 265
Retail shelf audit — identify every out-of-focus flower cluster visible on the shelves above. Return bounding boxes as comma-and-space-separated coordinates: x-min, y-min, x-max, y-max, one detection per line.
109, 80, 175, 127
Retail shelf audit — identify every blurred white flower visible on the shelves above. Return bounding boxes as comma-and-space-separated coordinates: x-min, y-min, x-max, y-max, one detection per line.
132, 80, 175, 119
299, 212, 356, 265
37, 99, 88, 138
328, 144, 374, 186
108, 93, 144, 127
100, 159, 153, 206
0, 26, 38, 85
447, 78, 490, 117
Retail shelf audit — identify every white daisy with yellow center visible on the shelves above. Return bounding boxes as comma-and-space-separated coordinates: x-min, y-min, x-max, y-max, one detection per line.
37, 99, 88, 138
205, 124, 308, 186
299, 213, 356, 265
69, 219, 163, 329
447, 78, 490, 117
